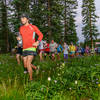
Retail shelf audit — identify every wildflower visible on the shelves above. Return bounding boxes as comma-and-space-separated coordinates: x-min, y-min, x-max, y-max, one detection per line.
54, 80, 57, 83
98, 84, 100, 87
48, 77, 51, 81
69, 88, 72, 90
42, 70, 45, 73
62, 63, 65, 66
95, 64, 99, 66
96, 78, 98, 81
96, 82, 99, 84
58, 73, 60, 76
75, 80, 78, 84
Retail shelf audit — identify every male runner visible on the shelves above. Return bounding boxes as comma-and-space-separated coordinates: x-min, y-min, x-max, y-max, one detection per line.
49, 40, 57, 60
69, 42, 76, 58
17, 13, 43, 81
38, 40, 45, 61
44, 40, 50, 59
16, 36, 23, 65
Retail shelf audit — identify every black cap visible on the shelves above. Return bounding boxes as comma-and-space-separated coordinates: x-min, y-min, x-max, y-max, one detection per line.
20, 13, 29, 19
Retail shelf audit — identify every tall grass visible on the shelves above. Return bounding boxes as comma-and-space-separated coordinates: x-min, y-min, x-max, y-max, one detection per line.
0, 54, 100, 99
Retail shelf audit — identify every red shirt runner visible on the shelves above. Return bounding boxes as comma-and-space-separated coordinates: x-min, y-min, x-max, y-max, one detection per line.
20, 24, 43, 49
44, 43, 50, 52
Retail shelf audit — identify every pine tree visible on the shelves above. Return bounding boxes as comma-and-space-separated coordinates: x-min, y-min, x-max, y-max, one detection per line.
63, 0, 78, 44
10, 0, 30, 32
30, 0, 63, 42
82, 0, 99, 48
0, 0, 10, 52
0, 0, 2, 51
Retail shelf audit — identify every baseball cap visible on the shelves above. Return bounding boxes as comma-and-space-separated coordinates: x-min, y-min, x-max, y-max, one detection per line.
20, 13, 29, 19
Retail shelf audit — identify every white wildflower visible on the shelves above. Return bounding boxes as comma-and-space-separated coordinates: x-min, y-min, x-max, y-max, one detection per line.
69, 88, 72, 90
42, 70, 45, 73
75, 80, 78, 84
58, 73, 60, 76
95, 64, 99, 66
48, 77, 51, 81
54, 80, 57, 83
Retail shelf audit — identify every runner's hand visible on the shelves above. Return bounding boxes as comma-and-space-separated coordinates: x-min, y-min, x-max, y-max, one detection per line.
16, 36, 21, 41
33, 41, 39, 47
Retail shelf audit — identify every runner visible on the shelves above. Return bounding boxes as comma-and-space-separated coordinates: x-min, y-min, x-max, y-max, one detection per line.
69, 42, 76, 58
63, 42, 69, 62
44, 40, 50, 59
85, 45, 90, 56
17, 13, 43, 81
57, 43, 63, 60
49, 40, 57, 60
16, 35, 23, 65
76, 44, 82, 57
81, 47, 85, 56
38, 40, 45, 61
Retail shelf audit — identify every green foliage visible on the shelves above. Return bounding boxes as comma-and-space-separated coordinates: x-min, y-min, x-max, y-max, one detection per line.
1, 54, 100, 99
29, 0, 63, 42
0, 0, 80, 52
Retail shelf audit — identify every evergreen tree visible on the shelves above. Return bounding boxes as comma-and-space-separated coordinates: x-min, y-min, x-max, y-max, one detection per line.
10, 0, 30, 32
0, 0, 10, 52
5, 0, 31, 50
82, 0, 99, 48
63, 0, 78, 44
30, 0, 63, 42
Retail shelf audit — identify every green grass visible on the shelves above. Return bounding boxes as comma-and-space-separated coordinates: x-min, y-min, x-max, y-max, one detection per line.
0, 53, 100, 100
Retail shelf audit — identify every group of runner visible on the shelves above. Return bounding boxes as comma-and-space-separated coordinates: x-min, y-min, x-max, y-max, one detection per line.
37, 41, 92, 61
15, 13, 97, 81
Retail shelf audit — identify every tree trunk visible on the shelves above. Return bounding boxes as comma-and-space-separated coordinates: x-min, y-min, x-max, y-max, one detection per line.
89, 10, 93, 49
47, 0, 51, 40
64, 0, 67, 42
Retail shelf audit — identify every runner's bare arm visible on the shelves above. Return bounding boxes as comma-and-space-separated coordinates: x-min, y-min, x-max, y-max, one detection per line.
33, 41, 39, 47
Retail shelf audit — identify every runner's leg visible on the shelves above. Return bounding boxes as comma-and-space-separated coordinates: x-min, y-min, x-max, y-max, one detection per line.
27, 55, 33, 80
39, 51, 43, 61
31, 56, 37, 70
16, 54, 20, 65
57, 53, 60, 60
23, 56, 28, 73
52, 53, 55, 60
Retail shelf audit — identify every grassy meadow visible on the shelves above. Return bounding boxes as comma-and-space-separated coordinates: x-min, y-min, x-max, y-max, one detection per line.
0, 53, 100, 100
